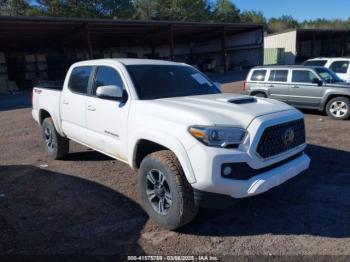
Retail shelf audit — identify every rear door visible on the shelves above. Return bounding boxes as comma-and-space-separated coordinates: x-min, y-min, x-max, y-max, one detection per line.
329, 60, 350, 82
288, 69, 324, 108
85, 65, 130, 160
266, 69, 290, 102
60, 66, 93, 144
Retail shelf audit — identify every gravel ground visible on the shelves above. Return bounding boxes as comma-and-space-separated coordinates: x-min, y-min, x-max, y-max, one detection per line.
0, 89, 350, 256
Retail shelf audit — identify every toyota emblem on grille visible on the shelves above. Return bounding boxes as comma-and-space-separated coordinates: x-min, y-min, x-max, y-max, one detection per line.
282, 128, 295, 146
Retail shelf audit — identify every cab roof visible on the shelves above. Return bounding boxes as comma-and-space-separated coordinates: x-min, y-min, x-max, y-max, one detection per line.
252, 65, 324, 70
72, 58, 185, 67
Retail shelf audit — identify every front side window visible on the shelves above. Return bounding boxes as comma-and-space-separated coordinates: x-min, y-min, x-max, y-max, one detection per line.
250, 70, 267, 81
330, 61, 349, 74
292, 70, 318, 83
269, 70, 288, 82
68, 66, 92, 94
126, 65, 220, 100
93, 66, 124, 95
304, 60, 327, 67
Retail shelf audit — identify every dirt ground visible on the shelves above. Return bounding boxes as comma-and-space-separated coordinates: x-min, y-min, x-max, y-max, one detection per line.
0, 86, 350, 256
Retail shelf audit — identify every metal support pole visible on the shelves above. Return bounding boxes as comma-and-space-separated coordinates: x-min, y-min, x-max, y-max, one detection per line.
311, 32, 316, 58
85, 23, 93, 59
169, 25, 175, 61
221, 29, 227, 72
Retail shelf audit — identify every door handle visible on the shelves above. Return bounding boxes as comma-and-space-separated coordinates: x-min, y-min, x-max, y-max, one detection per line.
62, 99, 69, 105
291, 85, 299, 88
87, 105, 96, 111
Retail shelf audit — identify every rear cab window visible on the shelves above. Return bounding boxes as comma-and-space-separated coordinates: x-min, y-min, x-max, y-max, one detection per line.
250, 70, 267, 82
304, 60, 328, 67
68, 66, 93, 94
268, 70, 289, 82
329, 60, 349, 74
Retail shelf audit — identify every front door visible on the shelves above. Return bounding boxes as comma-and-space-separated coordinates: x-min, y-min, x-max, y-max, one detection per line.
85, 65, 130, 160
60, 66, 93, 144
288, 69, 324, 108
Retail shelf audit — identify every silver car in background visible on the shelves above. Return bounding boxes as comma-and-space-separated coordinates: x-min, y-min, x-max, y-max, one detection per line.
244, 66, 350, 120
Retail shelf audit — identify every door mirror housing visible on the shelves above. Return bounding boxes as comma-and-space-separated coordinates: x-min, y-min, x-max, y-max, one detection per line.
96, 85, 123, 100
214, 82, 221, 91
313, 78, 323, 86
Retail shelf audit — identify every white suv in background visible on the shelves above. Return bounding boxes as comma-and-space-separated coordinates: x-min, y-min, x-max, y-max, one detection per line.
304, 58, 350, 82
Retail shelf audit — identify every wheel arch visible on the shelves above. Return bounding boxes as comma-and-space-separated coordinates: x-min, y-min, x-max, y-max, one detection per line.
130, 133, 196, 184
38, 108, 64, 137
39, 109, 51, 124
322, 93, 350, 111
250, 90, 268, 97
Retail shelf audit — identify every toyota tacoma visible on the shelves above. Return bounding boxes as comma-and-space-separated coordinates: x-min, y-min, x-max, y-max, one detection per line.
32, 59, 310, 229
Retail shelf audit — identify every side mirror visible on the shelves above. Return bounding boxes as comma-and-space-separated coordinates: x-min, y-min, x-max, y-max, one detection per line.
214, 82, 221, 91
313, 78, 323, 86
96, 85, 123, 100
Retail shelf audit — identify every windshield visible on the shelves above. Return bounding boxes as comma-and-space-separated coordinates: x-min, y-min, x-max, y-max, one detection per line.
304, 60, 327, 67
314, 67, 344, 83
126, 65, 220, 99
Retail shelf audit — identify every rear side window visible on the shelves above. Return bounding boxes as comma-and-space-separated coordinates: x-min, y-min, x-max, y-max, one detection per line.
68, 66, 92, 94
93, 66, 124, 95
330, 61, 349, 74
292, 70, 318, 83
304, 60, 327, 66
250, 70, 267, 81
269, 70, 288, 82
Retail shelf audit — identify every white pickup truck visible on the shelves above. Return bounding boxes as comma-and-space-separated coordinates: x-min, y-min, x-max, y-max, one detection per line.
32, 59, 310, 229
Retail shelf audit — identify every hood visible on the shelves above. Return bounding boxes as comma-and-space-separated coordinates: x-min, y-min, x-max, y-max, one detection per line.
325, 82, 350, 88
141, 93, 295, 129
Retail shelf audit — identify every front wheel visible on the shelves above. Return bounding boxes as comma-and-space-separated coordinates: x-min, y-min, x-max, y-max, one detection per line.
138, 150, 198, 230
41, 118, 69, 159
326, 97, 350, 120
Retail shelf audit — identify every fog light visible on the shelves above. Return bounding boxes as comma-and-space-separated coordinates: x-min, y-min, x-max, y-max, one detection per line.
223, 166, 232, 176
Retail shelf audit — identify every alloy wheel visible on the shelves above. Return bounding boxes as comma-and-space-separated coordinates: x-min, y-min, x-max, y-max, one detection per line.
330, 101, 348, 118
44, 127, 55, 151
146, 169, 172, 215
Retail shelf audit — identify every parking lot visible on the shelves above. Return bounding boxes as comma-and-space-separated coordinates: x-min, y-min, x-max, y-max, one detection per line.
1, 84, 350, 256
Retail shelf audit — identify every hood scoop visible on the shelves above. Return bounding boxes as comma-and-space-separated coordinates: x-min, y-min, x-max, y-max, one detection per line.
216, 97, 257, 105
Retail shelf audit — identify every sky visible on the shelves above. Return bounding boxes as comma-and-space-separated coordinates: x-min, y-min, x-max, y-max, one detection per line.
233, 0, 349, 21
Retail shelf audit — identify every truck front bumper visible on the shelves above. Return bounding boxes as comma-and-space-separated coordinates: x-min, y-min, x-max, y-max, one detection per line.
187, 143, 310, 199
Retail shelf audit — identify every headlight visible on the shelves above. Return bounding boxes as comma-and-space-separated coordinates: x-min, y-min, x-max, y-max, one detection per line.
188, 125, 246, 148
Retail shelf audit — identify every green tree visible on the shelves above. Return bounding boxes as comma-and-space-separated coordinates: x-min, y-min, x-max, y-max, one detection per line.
267, 15, 299, 33
212, 0, 240, 23
155, 0, 210, 22
28, 0, 135, 19
0, 0, 29, 16
301, 18, 350, 30
133, 0, 159, 20
240, 10, 266, 24
101, 0, 134, 19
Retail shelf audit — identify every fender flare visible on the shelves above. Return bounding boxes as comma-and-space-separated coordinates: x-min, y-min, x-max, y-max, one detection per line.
128, 129, 197, 184
39, 107, 65, 137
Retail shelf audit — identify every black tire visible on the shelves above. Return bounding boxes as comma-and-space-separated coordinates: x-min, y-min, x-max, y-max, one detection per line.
325, 97, 350, 120
253, 92, 267, 98
138, 150, 198, 230
41, 118, 69, 160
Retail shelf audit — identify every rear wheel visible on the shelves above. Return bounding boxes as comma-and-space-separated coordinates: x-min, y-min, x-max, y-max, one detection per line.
326, 97, 350, 120
138, 150, 198, 230
41, 118, 69, 159
253, 92, 267, 98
